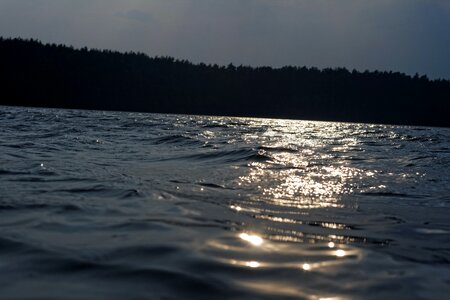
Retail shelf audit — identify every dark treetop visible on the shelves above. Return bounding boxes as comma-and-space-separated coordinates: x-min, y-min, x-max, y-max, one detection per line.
1, 38, 449, 127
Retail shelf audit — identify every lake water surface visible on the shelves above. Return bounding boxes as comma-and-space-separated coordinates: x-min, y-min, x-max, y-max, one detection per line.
0, 106, 449, 299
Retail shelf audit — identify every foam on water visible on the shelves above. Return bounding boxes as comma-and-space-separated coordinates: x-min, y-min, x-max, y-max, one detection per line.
0, 106, 449, 299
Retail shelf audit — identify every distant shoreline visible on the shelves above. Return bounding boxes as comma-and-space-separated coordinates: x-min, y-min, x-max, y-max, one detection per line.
1, 37, 449, 127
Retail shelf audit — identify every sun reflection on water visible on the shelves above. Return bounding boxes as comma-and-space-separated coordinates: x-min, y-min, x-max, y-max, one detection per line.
335, 249, 346, 257
205, 119, 382, 298
230, 205, 242, 212
240, 160, 361, 209
246, 261, 261, 268
239, 233, 264, 246
235, 120, 370, 210
191, 118, 420, 299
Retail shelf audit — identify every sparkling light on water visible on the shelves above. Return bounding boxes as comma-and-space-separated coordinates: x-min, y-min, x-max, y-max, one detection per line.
239, 233, 264, 246
246, 261, 261, 268
238, 120, 368, 209
335, 250, 346, 257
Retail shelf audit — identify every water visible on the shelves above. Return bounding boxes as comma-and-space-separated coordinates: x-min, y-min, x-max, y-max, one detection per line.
0, 106, 449, 299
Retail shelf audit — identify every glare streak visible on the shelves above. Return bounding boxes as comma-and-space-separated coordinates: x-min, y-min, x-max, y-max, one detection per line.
246, 261, 261, 268
239, 233, 264, 246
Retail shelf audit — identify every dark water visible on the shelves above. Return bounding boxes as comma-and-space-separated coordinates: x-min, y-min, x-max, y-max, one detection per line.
1, 106, 449, 299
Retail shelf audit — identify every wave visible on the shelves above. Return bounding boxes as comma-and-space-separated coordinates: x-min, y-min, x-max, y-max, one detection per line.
151, 134, 205, 147
180, 148, 272, 163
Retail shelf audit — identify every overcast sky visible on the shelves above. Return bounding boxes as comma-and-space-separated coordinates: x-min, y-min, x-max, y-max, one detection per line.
0, 0, 449, 79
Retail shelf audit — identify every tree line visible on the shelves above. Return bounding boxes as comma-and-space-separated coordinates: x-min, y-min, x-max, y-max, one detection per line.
1, 37, 449, 127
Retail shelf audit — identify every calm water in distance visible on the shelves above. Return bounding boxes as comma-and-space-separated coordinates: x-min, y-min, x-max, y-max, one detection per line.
0, 106, 449, 299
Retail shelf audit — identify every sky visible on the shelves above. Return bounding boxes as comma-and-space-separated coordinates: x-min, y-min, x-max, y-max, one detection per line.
0, 0, 449, 79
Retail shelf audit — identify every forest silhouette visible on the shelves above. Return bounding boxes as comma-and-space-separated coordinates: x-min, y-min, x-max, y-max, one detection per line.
1, 37, 449, 127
